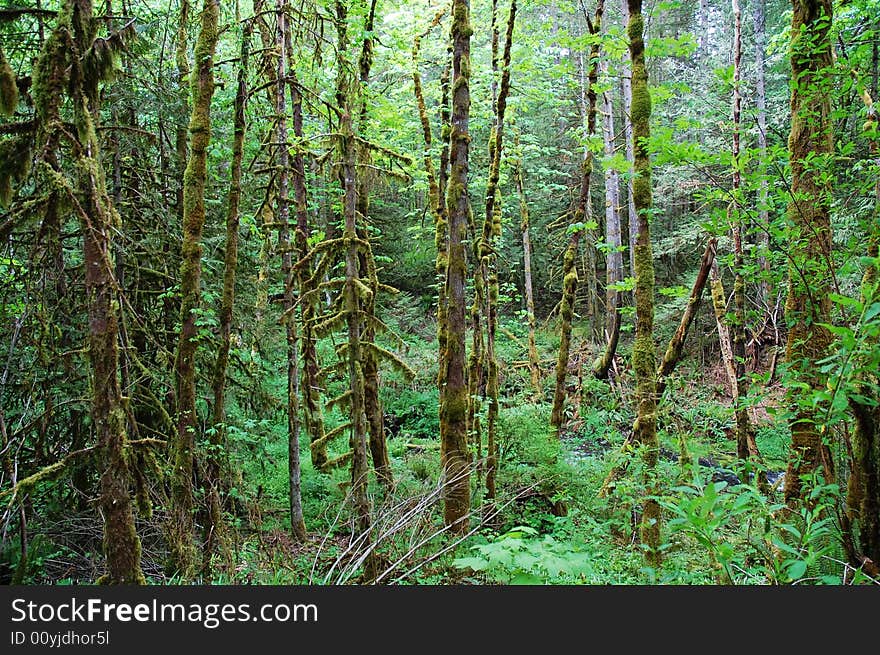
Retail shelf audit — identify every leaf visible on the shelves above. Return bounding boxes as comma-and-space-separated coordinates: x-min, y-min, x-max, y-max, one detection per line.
452, 556, 489, 572
510, 571, 543, 585
786, 560, 807, 580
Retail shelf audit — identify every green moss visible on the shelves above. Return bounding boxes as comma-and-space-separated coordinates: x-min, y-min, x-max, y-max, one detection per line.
0, 136, 32, 208
32, 30, 67, 124
0, 46, 18, 117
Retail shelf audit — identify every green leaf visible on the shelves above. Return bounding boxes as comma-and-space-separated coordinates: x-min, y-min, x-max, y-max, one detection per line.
786, 560, 807, 580
452, 556, 489, 572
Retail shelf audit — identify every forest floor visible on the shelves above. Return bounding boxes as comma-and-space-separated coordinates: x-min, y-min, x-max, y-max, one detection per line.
16, 297, 867, 585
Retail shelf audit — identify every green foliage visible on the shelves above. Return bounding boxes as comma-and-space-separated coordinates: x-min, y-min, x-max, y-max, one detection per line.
661, 476, 848, 585
453, 526, 592, 584
382, 387, 439, 440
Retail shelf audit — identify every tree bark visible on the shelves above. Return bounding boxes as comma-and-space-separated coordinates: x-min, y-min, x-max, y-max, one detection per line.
170, 0, 220, 579
627, 0, 661, 565
783, 0, 836, 504
594, 56, 623, 380
620, 0, 637, 283
284, 36, 328, 473
698, 0, 709, 58
551, 0, 603, 435
480, 0, 516, 501
413, 7, 449, 414
336, 0, 375, 577
205, 15, 253, 571
731, 0, 755, 476
441, 0, 472, 533
42, 0, 146, 584
276, 0, 307, 543
355, 0, 392, 494
656, 238, 716, 397
848, 89, 880, 566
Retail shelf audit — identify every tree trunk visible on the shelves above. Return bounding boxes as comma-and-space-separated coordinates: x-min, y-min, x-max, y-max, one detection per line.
170, 0, 220, 579
621, 0, 637, 283
594, 56, 623, 380
731, 0, 754, 475
205, 15, 253, 571
754, 0, 772, 313
276, 0, 307, 543
441, 0, 472, 533
783, 0, 836, 504
480, 0, 516, 501
175, 0, 190, 228
551, 0, 603, 435
698, 0, 709, 58
627, 0, 661, 565
336, 0, 375, 578
287, 65, 328, 473
848, 91, 879, 566
50, 0, 145, 584
656, 238, 716, 397
355, 0, 392, 494
413, 7, 449, 417
709, 261, 764, 483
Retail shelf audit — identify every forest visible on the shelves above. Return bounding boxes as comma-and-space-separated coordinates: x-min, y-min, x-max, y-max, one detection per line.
0, 0, 878, 586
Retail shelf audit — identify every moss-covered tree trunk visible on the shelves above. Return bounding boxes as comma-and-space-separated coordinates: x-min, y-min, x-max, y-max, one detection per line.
551, 0, 603, 436
276, 0, 307, 542
730, 0, 761, 481
170, 0, 220, 579
782, 0, 836, 504
34, 0, 145, 584
412, 7, 450, 446
441, 0, 472, 533
175, 0, 190, 234
627, 0, 661, 565
709, 261, 763, 478
336, 0, 376, 578
656, 238, 715, 397
205, 16, 253, 572
848, 94, 879, 567
479, 0, 515, 501
283, 37, 328, 473
289, 104, 327, 476
355, 0, 392, 494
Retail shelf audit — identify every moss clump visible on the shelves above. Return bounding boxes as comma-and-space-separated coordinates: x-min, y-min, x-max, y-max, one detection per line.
0, 136, 33, 208
0, 46, 18, 117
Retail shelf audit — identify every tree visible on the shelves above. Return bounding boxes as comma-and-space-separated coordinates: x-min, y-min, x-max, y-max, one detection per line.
782, 0, 836, 504
550, 0, 604, 436
169, 0, 221, 578
593, 56, 623, 380
27, 0, 145, 584
275, 0, 307, 542
440, 0, 472, 533
627, 0, 661, 564
478, 0, 516, 500
206, 14, 253, 571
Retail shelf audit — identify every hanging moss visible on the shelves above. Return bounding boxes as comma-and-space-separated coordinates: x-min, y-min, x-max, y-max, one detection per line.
0, 136, 32, 208
32, 30, 68, 125
0, 46, 18, 117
